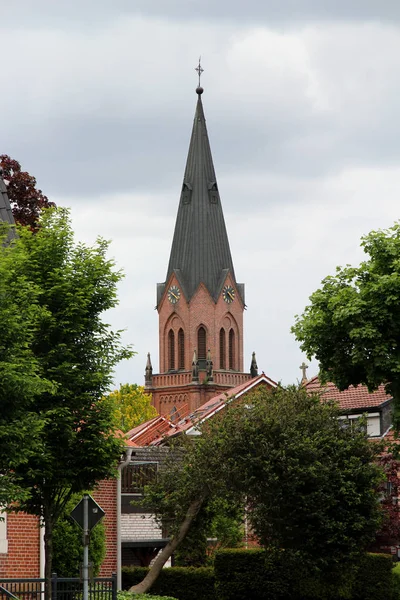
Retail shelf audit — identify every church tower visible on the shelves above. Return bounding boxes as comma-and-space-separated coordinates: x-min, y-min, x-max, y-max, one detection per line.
146, 71, 257, 416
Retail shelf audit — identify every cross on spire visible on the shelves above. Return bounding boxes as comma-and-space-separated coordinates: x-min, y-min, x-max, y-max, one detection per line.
195, 57, 204, 87
300, 361, 308, 382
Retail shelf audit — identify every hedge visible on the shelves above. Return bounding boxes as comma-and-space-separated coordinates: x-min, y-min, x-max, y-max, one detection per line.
352, 553, 394, 600
214, 549, 395, 600
214, 548, 299, 600
122, 551, 396, 600
122, 566, 215, 600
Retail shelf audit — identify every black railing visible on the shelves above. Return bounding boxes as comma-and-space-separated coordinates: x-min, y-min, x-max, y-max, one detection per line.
0, 574, 117, 600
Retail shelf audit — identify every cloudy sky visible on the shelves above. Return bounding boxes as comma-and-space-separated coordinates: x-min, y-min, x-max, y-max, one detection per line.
2, 1, 400, 389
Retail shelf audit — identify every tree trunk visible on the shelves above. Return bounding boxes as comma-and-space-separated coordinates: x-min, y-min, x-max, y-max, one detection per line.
129, 498, 204, 595
44, 513, 54, 600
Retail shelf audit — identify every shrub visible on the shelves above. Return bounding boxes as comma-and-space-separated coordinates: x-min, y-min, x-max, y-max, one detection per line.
122, 566, 214, 600
118, 593, 177, 600
392, 563, 400, 600
352, 553, 394, 600
214, 548, 296, 600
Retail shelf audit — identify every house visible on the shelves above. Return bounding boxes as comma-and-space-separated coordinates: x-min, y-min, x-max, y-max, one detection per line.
304, 376, 393, 439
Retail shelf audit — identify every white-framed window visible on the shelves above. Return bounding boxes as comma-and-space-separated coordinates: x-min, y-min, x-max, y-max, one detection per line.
338, 412, 381, 437
0, 509, 8, 554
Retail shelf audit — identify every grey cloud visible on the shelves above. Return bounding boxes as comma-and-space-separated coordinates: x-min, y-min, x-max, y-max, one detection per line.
2, 1, 400, 28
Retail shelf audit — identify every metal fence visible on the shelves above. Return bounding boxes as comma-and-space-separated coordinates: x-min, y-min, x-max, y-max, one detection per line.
0, 574, 117, 600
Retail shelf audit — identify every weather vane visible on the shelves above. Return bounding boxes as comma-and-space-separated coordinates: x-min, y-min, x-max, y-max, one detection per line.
195, 57, 204, 87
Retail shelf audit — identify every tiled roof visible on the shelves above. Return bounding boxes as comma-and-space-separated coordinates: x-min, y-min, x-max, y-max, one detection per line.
305, 376, 391, 411
126, 373, 277, 446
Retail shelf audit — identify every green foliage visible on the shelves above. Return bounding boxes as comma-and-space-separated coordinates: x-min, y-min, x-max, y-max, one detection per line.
122, 567, 215, 600
222, 386, 383, 571
292, 221, 400, 428
119, 593, 177, 600
106, 383, 157, 432
0, 222, 52, 505
173, 497, 243, 567
214, 548, 277, 600
173, 512, 208, 567
0, 208, 133, 583
215, 549, 394, 600
52, 493, 106, 577
352, 553, 394, 600
392, 563, 400, 600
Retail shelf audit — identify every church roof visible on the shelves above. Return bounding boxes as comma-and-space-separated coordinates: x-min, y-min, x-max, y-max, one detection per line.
160, 88, 243, 304
0, 170, 15, 226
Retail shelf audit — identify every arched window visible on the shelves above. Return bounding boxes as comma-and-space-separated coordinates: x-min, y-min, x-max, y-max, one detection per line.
198, 326, 206, 360
219, 328, 226, 370
229, 328, 235, 370
168, 329, 175, 371
178, 328, 185, 370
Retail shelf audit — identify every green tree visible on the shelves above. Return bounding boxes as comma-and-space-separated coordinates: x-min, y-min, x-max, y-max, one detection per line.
292, 222, 400, 429
0, 222, 52, 505
52, 494, 106, 577
107, 384, 157, 432
130, 386, 382, 594
0, 209, 132, 598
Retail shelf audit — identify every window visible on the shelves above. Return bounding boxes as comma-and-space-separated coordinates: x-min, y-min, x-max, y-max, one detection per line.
219, 328, 226, 369
168, 329, 175, 370
198, 327, 206, 360
229, 328, 235, 370
0, 509, 7, 554
178, 329, 185, 370
121, 462, 158, 495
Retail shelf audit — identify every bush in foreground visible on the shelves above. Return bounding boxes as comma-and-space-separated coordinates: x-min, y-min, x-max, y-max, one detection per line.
119, 593, 177, 600
122, 566, 214, 600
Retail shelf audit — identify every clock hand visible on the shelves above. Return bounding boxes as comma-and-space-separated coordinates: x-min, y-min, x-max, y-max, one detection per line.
171, 292, 178, 300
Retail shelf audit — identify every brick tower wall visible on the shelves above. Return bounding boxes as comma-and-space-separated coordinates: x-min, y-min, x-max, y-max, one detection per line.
158, 274, 244, 374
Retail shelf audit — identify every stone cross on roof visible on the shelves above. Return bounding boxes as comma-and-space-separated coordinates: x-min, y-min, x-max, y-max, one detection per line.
300, 361, 308, 383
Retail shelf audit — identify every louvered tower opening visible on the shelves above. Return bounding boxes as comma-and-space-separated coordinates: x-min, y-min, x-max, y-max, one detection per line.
229, 328, 235, 370
178, 328, 185, 370
198, 327, 206, 360
219, 328, 226, 370
168, 329, 175, 371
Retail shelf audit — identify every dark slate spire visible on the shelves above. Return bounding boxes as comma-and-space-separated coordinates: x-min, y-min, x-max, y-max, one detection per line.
0, 168, 15, 226
159, 88, 244, 304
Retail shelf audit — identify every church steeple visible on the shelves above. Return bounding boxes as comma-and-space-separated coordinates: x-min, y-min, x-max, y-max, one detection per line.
149, 69, 255, 416
158, 84, 244, 304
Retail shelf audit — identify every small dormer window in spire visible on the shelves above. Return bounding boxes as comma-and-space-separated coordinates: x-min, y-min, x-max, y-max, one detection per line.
208, 181, 219, 204
181, 182, 192, 205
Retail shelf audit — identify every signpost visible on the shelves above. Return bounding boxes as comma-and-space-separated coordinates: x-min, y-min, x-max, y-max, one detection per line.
70, 494, 105, 600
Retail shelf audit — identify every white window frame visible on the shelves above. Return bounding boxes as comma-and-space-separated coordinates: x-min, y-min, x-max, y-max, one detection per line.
0, 509, 8, 554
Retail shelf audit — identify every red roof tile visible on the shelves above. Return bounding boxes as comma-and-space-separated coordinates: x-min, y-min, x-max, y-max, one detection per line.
127, 373, 277, 446
305, 376, 391, 411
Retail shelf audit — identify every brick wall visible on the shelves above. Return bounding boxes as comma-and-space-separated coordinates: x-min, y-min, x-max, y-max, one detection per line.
158, 274, 244, 374
93, 479, 117, 577
0, 513, 40, 577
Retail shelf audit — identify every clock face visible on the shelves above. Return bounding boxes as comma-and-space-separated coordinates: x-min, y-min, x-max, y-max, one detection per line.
222, 285, 235, 304
168, 285, 181, 304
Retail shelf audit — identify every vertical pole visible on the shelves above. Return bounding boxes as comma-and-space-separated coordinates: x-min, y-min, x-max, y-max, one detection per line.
112, 573, 117, 600
83, 494, 89, 600
51, 572, 57, 600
